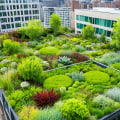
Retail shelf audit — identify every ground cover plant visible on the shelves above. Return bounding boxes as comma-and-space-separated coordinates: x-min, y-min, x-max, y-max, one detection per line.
1, 17, 120, 120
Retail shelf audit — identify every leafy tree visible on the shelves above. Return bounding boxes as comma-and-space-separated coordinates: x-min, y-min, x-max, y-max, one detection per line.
20, 19, 44, 41
98, 32, 106, 43
82, 25, 95, 39
112, 18, 120, 41
0, 33, 8, 48
50, 13, 62, 35
112, 18, 120, 49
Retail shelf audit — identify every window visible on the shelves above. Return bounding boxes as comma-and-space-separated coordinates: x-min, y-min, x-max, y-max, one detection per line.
107, 31, 111, 37
89, 17, 92, 23
15, 23, 21, 28
0, 12, 2, 17
7, 24, 10, 29
24, 10, 28, 15
99, 29, 103, 35
107, 20, 111, 27
2, 25, 6, 29
80, 15, 85, 21
15, 17, 20, 21
95, 28, 99, 34
85, 16, 88, 22
95, 18, 99, 25
76, 15, 79, 20
80, 24, 84, 29
76, 23, 79, 29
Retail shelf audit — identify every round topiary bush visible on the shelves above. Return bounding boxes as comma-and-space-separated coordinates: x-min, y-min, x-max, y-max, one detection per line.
39, 47, 58, 56
43, 75, 73, 90
84, 71, 110, 85
17, 58, 43, 82
62, 99, 90, 120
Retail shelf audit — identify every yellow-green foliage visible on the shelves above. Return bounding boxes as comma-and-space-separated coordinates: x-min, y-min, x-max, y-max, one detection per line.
3, 39, 21, 54
17, 58, 43, 82
84, 71, 110, 85
43, 75, 73, 90
111, 63, 120, 70
18, 106, 38, 120
39, 47, 58, 56
62, 99, 90, 120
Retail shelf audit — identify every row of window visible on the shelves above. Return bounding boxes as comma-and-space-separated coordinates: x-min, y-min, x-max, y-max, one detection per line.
0, 16, 39, 23
0, 10, 39, 17
0, 0, 40, 3
76, 23, 112, 37
0, 4, 38, 10
76, 15, 116, 28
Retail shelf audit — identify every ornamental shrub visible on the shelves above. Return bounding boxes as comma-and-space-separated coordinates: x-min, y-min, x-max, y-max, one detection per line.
43, 75, 73, 90
7, 86, 42, 111
17, 58, 43, 82
62, 99, 90, 120
39, 47, 58, 56
105, 87, 120, 102
18, 106, 38, 120
33, 89, 60, 107
68, 72, 85, 82
84, 71, 110, 85
111, 63, 120, 70
3, 39, 21, 54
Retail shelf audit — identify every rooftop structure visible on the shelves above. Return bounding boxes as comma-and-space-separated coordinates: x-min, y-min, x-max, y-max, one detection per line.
75, 7, 120, 39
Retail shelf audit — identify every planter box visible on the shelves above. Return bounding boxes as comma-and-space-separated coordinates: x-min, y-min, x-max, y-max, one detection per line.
98, 108, 120, 120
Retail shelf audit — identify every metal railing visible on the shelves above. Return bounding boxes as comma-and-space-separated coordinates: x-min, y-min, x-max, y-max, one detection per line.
0, 89, 18, 120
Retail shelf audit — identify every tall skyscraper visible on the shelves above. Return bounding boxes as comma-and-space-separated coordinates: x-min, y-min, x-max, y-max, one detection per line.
0, 0, 42, 33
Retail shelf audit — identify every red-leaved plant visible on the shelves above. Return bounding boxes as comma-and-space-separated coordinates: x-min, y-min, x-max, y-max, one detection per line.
32, 89, 60, 107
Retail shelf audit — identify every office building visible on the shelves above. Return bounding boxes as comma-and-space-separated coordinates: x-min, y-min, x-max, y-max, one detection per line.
75, 7, 119, 38
43, 7, 72, 28
0, 0, 42, 33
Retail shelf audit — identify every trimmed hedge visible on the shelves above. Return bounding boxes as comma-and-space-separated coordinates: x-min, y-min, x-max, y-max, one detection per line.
39, 47, 58, 56
84, 71, 110, 85
43, 75, 73, 90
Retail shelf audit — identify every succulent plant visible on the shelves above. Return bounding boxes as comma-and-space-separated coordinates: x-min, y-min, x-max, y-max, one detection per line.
58, 56, 72, 65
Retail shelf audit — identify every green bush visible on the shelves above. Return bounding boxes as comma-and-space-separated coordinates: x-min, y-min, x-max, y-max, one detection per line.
3, 39, 21, 54
84, 71, 110, 85
7, 86, 42, 112
111, 63, 120, 70
62, 99, 90, 120
39, 47, 58, 56
67, 72, 85, 82
43, 75, 73, 90
97, 53, 120, 65
105, 87, 120, 102
93, 95, 114, 109
17, 58, 43, 82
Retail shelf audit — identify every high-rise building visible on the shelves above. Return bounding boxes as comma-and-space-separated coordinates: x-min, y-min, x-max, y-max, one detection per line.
43, 7, 72, 28
0, 0, 42, 33
75, 7, 119, 39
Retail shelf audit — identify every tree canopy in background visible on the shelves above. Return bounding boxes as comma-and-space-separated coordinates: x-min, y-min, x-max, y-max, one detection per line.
50, 13, 62, 35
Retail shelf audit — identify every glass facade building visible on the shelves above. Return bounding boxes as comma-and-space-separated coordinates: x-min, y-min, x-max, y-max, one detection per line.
75, 8, 119, 38
0, 0, 42, 32
43, 7, 71, 28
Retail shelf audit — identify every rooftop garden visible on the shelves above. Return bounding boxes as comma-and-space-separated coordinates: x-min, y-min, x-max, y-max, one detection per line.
0, 15, 120, 120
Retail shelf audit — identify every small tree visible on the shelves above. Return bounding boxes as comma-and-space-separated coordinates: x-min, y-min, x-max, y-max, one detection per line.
111, 18, 120, 49
98, 32, 106, 43
82, 25, 95, 39
21, 19, 44, 41
50, 13, 62, 35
